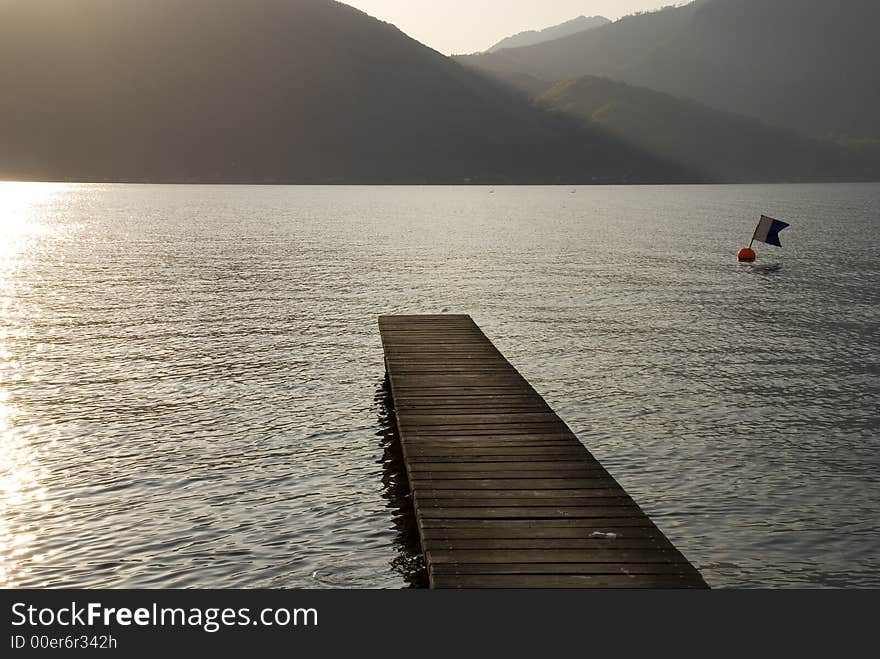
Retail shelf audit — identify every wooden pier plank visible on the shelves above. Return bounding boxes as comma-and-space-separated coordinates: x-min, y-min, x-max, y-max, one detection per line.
430, 574, 705, 589
379, 314, 707, 589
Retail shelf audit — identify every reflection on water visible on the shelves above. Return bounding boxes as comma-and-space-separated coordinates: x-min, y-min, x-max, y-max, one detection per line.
745, 263, 783, 275
0, 182, 59, 586
0, 396, 50, 587
375, 377, 427, 588
0, 182, 877, 588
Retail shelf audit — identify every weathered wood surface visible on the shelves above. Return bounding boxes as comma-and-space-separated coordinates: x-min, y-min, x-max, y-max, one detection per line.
379, 314, 707, 589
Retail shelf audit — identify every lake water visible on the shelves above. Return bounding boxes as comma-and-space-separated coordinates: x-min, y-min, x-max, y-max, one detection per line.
1, 182, 877, 589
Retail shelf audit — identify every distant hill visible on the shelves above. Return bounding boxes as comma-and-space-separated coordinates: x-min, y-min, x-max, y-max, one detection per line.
458, 4, 698, 91
538, 77, 878, 182
0, 0, 686, 184
486, 15, 610, 53
459, 0, 880, 142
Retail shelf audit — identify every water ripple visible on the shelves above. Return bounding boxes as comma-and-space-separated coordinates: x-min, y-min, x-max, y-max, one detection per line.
1, 182, 878, 588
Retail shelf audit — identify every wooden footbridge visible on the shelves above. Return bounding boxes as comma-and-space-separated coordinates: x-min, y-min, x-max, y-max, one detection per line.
378, 314, 707, 589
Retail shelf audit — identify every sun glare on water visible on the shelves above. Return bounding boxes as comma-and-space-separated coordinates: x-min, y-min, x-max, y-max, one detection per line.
0, 181, 65, 586
0, 182, 64, 253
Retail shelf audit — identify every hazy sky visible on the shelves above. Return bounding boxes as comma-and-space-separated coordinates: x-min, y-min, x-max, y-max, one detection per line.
342, 1, 680, 54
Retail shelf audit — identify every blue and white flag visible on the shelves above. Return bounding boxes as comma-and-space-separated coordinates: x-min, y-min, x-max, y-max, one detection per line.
753, 215, 790, 247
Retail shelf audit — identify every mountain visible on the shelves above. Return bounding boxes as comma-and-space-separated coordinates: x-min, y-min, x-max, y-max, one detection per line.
0, 0, 685, 184
538, 77, 877, 182
486, 16, 610, 54
458, 4, 699, 90
459, 0, 880, 142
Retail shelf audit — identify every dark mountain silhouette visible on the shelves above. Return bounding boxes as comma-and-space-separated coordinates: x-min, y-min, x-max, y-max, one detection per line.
538, 77, 877, 182
459, 0, 880, 142
458, 4, 699, 91
486, 16, 610, 54
0, 0, 692, 184
2, 0, 874, 184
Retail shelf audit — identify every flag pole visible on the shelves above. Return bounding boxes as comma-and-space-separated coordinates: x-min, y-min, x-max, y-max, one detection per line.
748, 218, 760, 249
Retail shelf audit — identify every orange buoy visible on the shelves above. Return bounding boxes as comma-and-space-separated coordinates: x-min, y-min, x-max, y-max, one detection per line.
737, 247, 756, 263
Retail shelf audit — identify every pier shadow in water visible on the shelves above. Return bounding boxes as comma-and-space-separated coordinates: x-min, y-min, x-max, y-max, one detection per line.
374, 376, 428, 588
